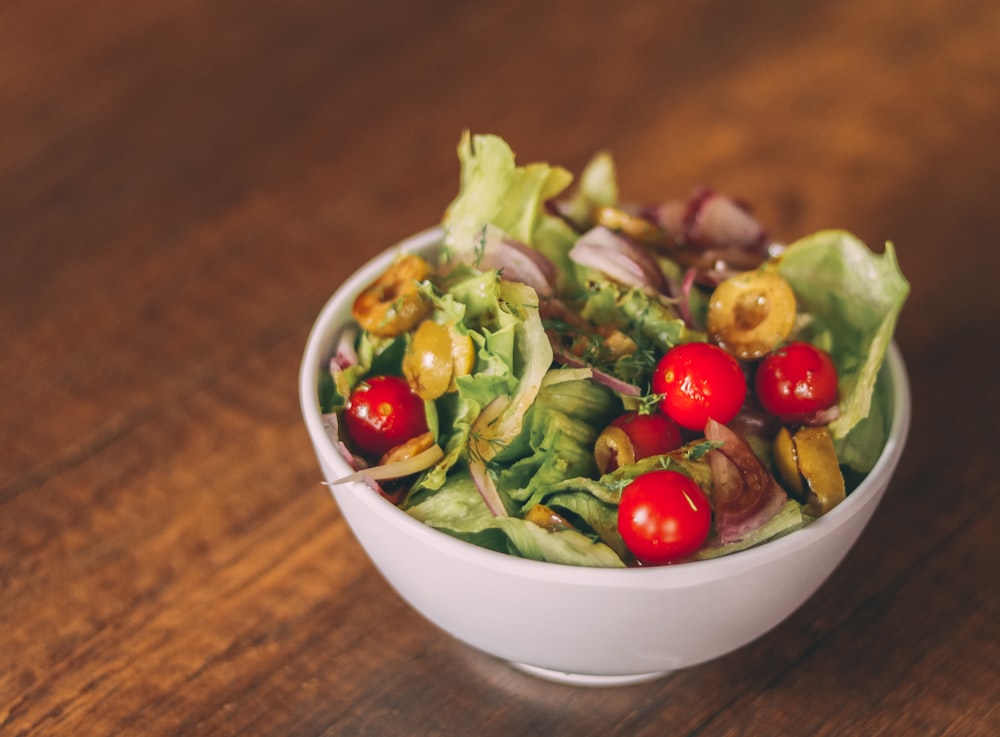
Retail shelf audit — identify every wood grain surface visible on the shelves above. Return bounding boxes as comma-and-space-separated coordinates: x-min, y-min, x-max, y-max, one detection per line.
2, 0, 998, 735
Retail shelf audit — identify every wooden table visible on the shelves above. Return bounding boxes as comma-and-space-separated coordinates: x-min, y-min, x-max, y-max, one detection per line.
3, 1, 998, 734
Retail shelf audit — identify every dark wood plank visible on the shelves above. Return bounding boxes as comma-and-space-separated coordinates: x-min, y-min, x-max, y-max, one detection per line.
2, 0, 998, 734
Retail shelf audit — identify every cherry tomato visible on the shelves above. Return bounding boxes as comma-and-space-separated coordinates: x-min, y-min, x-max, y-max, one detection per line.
344, 375, 429, 457
652, 342, 747, 430
617, 469, 712, 565
755, 342, 838, 420
610, 411, 684, 459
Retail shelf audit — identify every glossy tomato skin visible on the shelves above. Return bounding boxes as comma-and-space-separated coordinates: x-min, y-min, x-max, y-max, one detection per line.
610, 411, 683, 459
617, 469, 712, 565
652, 342, 747, 430
344, 375, 429, 457
755, 342, 838, 420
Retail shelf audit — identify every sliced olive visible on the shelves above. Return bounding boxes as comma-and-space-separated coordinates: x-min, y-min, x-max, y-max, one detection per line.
793, 426, 846, 515
593, 425, 636, 474
378, 431, 436, 467
352, 254, 432, 337
707, 269, 796, 360
600, 327, 638, 360
594, 206, 663, 244
773, 427, 806, 499
525, 503, 574, 532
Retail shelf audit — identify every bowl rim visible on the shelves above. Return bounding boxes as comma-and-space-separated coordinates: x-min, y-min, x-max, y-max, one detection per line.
300, 227, 912, 588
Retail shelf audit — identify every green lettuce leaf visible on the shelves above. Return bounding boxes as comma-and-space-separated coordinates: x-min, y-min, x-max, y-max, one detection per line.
542, 491, 626, 559
776, 230, 909, 472
494, 373, 619, 509
559, 149, 619, 227
441, 131, 582, 294
581, 282, 704, 352
406, 473, 624, 567
693, 500, 808, 560
405, 269, 519, 496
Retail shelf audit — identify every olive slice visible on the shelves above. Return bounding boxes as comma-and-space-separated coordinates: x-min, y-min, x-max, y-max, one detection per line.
378, 431, 436, 467
352, 254, 432, 337
793, 426, 846, 515
594, 206, 663, 244
773, 427, 806, 499
525, 503, 575, 532
707, 269, 797, 360
593, 425, 636, 474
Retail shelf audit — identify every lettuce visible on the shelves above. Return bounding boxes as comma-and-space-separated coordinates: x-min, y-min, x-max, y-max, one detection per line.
558, 149, 619, 226
406, 474, 624, 567
776, 230, 909, 471
441, 131, 582, 294
494, 374, 619, 509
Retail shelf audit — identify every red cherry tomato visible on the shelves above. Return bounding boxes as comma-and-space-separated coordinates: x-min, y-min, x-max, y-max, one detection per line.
344, 375, 429, 457
652, 342, 747, 430
617, 469, 712, 565
755, 342, 839, 420
610, 411, 683, 459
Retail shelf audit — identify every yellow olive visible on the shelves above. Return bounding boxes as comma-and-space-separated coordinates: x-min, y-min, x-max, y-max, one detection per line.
594, 206, 663, 244
601, 328, 638, 360
378, 431, 436, 467
449, 325, 476, 382
772, 427, 805, 498
707, 270, 796, 360
593, 425, 636, 474
352, 254, 432, 337
403, 320, 454, 400
525, 503, 574, 532
794, 426, 846, 515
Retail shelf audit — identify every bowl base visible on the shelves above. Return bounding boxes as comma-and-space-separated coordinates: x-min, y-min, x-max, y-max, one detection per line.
509, 662, 670, 687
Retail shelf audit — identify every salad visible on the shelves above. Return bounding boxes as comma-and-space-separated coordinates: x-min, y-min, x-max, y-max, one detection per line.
319, 132, 909, 568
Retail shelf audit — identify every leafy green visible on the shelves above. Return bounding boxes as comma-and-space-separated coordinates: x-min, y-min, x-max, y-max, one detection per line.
776, 230, 909, 471
692, 500, 809, 560
406, 271, 521, 496
441, 131, 582, 294
580, 282, 704, 352
406, 474, 624, 567
494, 374, 619, 510
543, 491, 625, 558
559, 150, 618, 227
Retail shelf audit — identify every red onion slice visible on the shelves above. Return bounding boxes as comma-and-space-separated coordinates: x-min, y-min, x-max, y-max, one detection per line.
705, 418, 788, 543
467, 225, 558, 297
683, 188, 767, 250
569, 226, 670, 294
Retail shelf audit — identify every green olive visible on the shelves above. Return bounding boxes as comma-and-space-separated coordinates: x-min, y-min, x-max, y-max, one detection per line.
707, 270, 796, 360
773, 427, 805, 499
352, 254, 432, 337
403, 319, 454, 400
794, 426, 846, 515
593, 425, 636, 474
594, 206, 663, 244
525, 503, 574, 532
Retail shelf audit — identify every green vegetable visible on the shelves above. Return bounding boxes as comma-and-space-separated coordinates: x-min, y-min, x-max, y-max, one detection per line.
693, 500, 808, 560
407, 473, 625, 567
776, 230, 909, 471
494, 373, 619, 510
442, 131, 582, 294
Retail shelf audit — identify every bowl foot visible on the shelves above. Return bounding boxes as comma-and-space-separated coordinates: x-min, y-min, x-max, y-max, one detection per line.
509, 661, 670, 687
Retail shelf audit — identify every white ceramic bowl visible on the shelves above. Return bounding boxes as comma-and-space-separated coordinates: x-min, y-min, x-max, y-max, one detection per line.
299, 228, 912, 686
